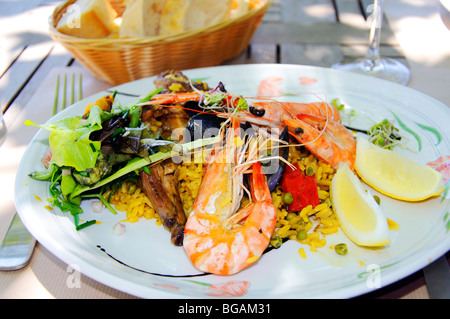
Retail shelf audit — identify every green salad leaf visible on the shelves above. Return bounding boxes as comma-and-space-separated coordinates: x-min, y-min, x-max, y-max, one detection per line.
25, 105, 104, 171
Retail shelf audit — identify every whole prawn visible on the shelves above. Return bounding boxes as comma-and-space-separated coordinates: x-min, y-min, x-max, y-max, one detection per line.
183, 117, 277, 275
146, 91, 355, 169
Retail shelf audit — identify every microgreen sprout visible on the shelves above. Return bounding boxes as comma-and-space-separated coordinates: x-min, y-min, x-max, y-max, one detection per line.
368, 119, 402, 150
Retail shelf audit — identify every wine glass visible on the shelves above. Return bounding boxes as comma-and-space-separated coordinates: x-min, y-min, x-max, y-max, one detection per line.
0, 112, 6, 147
332, 0, 410, 85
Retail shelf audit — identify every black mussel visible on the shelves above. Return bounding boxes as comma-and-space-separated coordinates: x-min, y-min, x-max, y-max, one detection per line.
185, 113, 224, 141
266, 126, 289, 192
183, 101, 205, 117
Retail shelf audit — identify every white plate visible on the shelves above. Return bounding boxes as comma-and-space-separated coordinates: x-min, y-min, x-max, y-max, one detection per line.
15, 64, 450, 298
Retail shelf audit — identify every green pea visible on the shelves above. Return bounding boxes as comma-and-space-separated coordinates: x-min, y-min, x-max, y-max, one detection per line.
282, 192, 294, 205
296, 230, 307, 241
305, 165, 315, 176
373, 195, 381, 205
335, 243, 348, 255
270, 236, 283, 249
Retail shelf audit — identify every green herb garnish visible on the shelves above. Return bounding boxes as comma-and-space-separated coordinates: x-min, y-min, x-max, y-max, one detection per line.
368, 119, 402, 150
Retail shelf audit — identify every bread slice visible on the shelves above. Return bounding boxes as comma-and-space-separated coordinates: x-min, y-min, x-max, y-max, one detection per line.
56, 0, 117, 38
119, 0, 166, 38
159, 0, 232, 36
158, 0, 189, 36
184, 0, 232, 31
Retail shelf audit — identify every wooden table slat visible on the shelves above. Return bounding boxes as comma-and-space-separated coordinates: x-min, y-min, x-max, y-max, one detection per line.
280, 43, 343, 67
0, 43, 53, 113
248, 43, 278, 64
281, 0, 337, 23
253, 22, 397, 45
334, 0, 367, 26
3, 44, 74, 125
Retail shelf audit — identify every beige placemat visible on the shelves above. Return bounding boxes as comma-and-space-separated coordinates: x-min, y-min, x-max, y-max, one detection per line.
0, 67, 136, 298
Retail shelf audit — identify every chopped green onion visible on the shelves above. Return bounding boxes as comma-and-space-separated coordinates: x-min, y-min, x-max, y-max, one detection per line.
129, 109, 141, 128
110, 127, 125, 138
82, 194, 118, 215
75, 219, 97, 231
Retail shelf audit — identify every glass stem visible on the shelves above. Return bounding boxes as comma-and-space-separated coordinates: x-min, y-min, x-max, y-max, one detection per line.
366, 0, 384, 62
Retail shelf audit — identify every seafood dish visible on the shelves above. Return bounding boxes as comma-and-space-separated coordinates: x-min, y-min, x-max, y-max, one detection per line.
26, 69, 446, 277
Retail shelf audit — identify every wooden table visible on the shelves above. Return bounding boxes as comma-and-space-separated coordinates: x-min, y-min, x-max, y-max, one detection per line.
0, 0, 449, 299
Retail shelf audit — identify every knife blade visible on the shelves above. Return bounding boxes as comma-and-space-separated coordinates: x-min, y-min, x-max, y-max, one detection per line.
0, 213, 36, 271
423, 254, 450, 299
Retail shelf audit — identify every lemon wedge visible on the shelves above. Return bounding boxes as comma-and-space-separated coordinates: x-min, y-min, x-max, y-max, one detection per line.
355, 137, 444, 201
331, 163, 390, 247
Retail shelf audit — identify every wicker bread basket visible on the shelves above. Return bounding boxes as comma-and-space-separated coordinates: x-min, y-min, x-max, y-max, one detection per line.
49, 0, 272, 85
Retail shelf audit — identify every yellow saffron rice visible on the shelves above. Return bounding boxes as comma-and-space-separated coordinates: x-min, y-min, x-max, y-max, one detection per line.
269, 146, 339, 255
104, 182, 162, 225
178, 162, 204, 215
106, 144, 338, 258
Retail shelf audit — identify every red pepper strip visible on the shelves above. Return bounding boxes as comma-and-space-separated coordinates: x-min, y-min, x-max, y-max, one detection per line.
280, 162, 319, 212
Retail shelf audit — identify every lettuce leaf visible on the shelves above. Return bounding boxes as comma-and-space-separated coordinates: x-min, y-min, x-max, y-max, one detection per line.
25, 105, 104, 171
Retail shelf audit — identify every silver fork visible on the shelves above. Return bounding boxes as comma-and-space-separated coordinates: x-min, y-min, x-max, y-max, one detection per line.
0, 72, 82, 271
53, 73, 83, 115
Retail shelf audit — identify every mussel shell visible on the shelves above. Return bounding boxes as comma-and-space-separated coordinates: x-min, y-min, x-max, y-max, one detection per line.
185, 113, 224, 141
266, 126, 289, 192
183, 101, 205, 117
